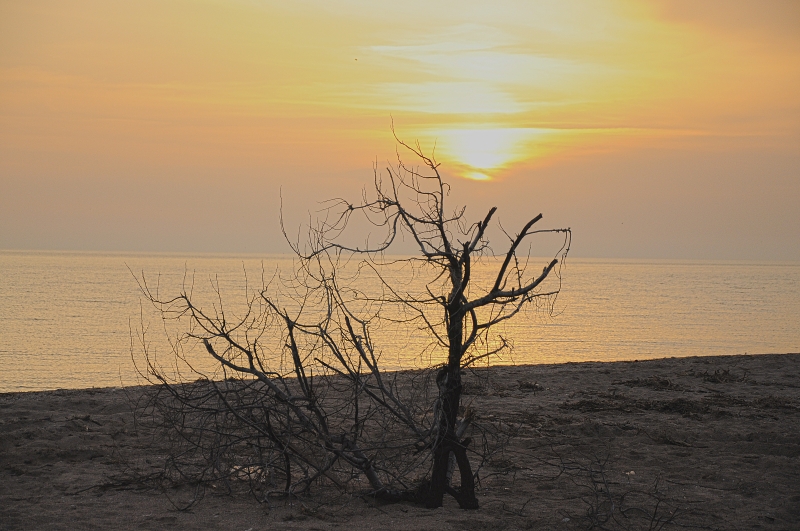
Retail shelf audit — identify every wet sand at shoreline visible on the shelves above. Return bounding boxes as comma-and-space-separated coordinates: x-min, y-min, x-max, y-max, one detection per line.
2, 354, 798, 530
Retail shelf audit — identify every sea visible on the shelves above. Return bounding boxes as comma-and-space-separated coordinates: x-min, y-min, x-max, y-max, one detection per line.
1, 250, 798, 393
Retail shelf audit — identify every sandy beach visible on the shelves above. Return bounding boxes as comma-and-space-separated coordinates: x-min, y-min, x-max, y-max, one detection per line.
1, 353, 798, 530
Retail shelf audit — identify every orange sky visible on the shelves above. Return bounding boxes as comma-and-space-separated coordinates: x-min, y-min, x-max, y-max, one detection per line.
1, 0, 798, 259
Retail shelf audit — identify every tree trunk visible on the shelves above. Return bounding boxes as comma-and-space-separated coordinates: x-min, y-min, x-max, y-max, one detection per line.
424, 301, 479, 509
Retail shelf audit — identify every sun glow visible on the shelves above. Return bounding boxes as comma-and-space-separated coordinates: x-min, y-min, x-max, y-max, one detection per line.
423, 128, 554, 180
2, 0, 797, 188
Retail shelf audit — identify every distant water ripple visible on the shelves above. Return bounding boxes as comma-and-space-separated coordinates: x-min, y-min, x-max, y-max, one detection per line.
1, 250, 798, 392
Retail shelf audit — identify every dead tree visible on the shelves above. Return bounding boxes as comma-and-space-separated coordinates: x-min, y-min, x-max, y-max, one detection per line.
133, 138, 570, 510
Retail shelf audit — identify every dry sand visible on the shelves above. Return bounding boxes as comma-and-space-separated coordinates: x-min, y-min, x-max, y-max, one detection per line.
1, 354, 799, 530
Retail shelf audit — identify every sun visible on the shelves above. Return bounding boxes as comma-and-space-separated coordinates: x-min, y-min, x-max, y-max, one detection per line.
424, 127, 554, 180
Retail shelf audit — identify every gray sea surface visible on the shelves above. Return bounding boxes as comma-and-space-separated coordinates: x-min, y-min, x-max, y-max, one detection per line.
1, 250, 798, 392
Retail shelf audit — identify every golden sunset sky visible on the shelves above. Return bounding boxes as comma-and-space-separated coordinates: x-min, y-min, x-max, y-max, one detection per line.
1, 0, 798, 258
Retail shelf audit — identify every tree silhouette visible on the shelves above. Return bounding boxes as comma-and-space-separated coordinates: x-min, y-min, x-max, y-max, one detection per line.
134, 137, 570, 509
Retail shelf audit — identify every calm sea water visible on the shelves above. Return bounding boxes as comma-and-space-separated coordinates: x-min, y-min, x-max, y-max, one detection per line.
1, 250, 798, 392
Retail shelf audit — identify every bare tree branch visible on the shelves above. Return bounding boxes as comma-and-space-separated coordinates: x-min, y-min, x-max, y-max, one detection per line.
132, 134, 570, 510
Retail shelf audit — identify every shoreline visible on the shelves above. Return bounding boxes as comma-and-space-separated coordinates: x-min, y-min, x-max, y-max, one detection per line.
2, 352, 798, 396
2, 353, 799, 529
